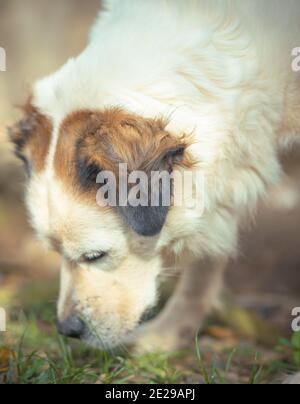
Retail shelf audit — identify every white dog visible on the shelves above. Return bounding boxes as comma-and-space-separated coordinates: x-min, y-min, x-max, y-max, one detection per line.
10, 0, 300, 353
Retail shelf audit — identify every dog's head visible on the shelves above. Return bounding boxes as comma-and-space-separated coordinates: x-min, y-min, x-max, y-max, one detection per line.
9, 99, 193, 349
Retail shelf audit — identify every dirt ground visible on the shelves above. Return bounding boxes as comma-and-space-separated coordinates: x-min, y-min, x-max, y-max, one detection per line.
0, 0, 300, 384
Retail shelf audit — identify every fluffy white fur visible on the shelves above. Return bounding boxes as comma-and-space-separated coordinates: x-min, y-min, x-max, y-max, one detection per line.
27, 0, 300, 349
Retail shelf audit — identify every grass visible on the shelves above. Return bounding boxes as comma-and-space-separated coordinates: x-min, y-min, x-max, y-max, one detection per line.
0, 277, 299, 384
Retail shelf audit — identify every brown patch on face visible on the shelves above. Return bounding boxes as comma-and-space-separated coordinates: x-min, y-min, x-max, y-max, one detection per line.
9, 98, 53, 173
55, 108, 194, 189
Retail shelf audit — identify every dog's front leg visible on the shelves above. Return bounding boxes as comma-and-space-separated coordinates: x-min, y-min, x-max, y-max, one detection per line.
134, 257, 227, 353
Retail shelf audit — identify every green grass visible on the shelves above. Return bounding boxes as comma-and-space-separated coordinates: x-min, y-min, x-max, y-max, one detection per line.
0, 278, 299, 384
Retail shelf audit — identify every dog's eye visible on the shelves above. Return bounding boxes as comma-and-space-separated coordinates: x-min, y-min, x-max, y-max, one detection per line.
82, 251, 107, 264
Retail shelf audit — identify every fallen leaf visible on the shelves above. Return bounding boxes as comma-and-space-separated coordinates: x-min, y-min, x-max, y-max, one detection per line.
0, 347, 16, 373
206, 326, 237, 340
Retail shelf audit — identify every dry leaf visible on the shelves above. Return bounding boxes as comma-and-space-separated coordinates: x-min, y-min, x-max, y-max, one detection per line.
0, 347, 16, 373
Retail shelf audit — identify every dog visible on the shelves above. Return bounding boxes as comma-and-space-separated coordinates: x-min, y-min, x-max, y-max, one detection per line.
9, 0, 300, 353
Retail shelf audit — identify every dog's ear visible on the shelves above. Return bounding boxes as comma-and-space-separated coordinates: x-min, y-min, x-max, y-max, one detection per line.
8, 100, 52, 173
76, 109, 193, 237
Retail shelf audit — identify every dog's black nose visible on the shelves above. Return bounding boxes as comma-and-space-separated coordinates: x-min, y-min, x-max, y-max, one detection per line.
57, 316, 85, 339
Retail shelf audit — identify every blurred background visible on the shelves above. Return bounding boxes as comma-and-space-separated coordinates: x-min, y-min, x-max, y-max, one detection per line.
0, 0, 300, 383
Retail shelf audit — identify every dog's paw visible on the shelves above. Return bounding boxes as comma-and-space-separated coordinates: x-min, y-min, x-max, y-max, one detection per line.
132, 320, 198, 354
133, 330, 180, 354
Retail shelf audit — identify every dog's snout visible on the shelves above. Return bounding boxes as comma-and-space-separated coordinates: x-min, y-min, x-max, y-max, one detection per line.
57, 316, 86, 339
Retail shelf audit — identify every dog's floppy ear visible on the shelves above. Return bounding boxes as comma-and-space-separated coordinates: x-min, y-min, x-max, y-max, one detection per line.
90, 110, 192, 237
76, 109, 193, 237
8, 99, 52, 173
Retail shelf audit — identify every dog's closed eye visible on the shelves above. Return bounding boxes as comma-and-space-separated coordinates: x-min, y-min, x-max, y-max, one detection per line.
81, 251, 107, 264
